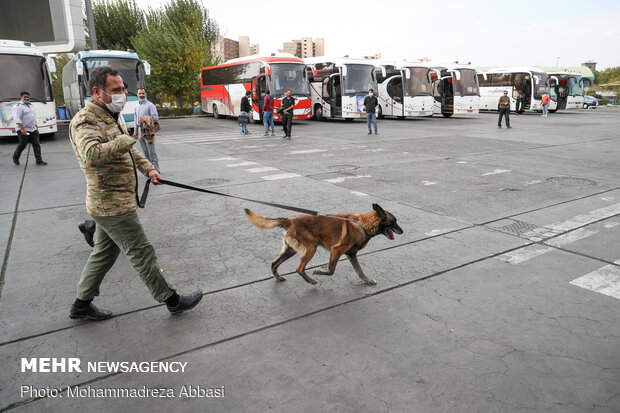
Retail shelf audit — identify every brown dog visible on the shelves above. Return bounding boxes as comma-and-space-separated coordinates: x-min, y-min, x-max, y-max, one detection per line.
245, 204, 403, 285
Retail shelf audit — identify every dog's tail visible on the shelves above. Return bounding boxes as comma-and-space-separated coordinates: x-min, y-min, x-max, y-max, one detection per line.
244, 209, 290, 229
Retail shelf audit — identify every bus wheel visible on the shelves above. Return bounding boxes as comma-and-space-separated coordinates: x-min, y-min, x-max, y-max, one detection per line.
442, 113, 453, 118
314, 105, 323, 121
548, 109, 557, 113
345, 118, 354, 122
213, 104, 220, 119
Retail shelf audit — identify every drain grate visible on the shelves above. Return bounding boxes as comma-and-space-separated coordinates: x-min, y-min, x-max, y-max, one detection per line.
498, 220, 547, 237
546, 177, 597, 187
191, 178, 230, 187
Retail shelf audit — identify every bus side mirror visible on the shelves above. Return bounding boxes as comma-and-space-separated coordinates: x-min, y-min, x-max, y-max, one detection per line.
337, 64, 347, 76
77, 60, 83, 76
404, 68, 411, 80
379, 67, 386, 77
448, 70, 461, 81
142, 60, 151, 76
481, 73, 487, 80
548, 75, 558, 85
46, 57, 56, 73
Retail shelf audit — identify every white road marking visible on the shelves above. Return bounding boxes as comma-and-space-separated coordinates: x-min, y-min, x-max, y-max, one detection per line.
525, 180, 542, 185
601, 197, 615, 202
350, 191, 368, 197
570, 264, 620, 300
546, 203, 620, 232
546, 228, 597, 247
324, 175, 371, 184
422, 181, 437, 186
497, 246, 555, 264
365, 148, 387, 152
226, 161, 258, 167
246, 166, 279, 173
604, 222, 619, 229
209, 157, 238, 161
288, 149, 326, 155
425, 228, 457, 236
456, 161, 469, 164
261, 173, 300, 181
482, 169, 511, 176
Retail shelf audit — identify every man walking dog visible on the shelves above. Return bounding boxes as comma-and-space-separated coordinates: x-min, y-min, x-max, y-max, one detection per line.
68, 66, 202, 321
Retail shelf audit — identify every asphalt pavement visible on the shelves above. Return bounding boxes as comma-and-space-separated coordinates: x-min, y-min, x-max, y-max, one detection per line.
0, 108, 619, 412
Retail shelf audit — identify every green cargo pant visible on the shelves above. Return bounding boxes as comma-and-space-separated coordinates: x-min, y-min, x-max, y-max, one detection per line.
76, 211, 176, 302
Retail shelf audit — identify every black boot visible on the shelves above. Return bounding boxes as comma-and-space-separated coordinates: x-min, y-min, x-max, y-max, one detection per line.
167, 290, 203, 315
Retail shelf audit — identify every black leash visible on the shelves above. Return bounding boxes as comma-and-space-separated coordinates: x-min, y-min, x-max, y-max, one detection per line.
138, 178, 319, 215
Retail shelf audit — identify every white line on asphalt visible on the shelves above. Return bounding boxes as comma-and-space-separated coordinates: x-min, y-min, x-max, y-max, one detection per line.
525, 180, 542, 185
365, 148, 387, 152
604, 222, 619, 228
261, 173, 301, 181
482, 169, 511, 176
350, 191, 368, 196
209, 157, 238, 161
288, 149, 327, 155
422, 181, 437, 186
425, 228, 458, 236
456, 161, 469, 164
246, 166, 279, 173
545, 228, 597, 247
227, 161, 258, 167
570, 264, 620, 300
601, 197, 615, 202
323, 175, 372, 184
546, 203, 620, 232
497, 246, 555, 264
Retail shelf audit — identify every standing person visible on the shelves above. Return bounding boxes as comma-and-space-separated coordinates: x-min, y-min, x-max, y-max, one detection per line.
134, 88, 160, 171
263, 90, 275, 136
280, 89, 295, 139
515, 92, 523, 114
240, 90, 252, 135
498, 90, 512, 129
68, 66, 202, 321
363, 89, 379, 135
12, 91, 47, 165
541, 93, 550, 117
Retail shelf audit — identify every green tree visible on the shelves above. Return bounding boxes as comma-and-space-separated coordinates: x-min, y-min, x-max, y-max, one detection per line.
91, 0, 145, 50
132, 0, 219, 107
50, 53, 72, 107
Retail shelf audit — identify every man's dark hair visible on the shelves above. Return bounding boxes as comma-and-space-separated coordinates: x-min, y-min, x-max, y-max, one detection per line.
20, 91, 30, 97
245, 90, 251, 96
88, 66, 119, 91
265, 89, 270, 95
286, 89, 292, 93
368, 88, 374, 93
137, 87, 146, 93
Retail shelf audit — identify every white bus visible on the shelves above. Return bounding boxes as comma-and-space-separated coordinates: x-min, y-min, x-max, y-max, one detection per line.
0, 39, 57, 137
477, 67, 553, 113
547, 72, 584, 112
374, 61, 434, 118
304, 57, 378, 120
62, 50, 151, 129
430, 63, 480, 117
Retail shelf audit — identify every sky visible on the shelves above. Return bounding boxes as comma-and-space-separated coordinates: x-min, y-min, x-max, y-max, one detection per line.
133, 0, 620, 70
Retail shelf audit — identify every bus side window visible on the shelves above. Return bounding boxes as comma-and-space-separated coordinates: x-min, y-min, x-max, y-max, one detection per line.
322, 77, 331, 100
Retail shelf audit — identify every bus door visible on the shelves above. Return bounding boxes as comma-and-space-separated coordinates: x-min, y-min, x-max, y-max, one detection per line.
385, 75, 404, 116
512, 73, 524, 112
557, 78, 568, 109
251, 74, 267, 115
523, 75, 532, 110
440, 77, 454, 115
323, 73, 341, 117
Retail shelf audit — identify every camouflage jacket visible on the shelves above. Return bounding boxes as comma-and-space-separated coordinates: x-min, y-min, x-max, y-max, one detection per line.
69, 100, 155, 216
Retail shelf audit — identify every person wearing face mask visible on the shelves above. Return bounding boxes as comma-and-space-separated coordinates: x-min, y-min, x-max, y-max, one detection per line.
133, 88, 160, 170
363, 88, 379, 135
12, 91, 47, 165
68, 66, 202, 321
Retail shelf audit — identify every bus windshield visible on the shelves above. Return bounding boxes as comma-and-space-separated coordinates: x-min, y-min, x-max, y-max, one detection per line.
454, 69, 479, 96
533, 72, 549, 99
569, 76, 583, 96
404, 67, 432, 96
83, 57, 145, 96
0, 54, 53, 102
269, 63, 309, 97
343, 64, 376, 95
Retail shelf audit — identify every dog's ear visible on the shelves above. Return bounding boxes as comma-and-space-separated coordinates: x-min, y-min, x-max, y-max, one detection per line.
373, 203, 386, 218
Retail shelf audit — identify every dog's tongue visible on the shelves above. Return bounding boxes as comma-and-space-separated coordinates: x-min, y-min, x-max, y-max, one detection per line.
388, 229, 394, 240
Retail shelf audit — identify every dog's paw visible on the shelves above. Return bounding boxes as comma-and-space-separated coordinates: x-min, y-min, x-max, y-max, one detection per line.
306, 278, 318, 285
364, 278, 377, 285
275, 276, 286, 282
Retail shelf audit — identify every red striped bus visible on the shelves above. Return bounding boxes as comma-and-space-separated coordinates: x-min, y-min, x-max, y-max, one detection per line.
200, 54, 311, 122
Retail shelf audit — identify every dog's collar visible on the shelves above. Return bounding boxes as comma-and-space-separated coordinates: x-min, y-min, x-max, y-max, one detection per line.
319, 214, 370, 237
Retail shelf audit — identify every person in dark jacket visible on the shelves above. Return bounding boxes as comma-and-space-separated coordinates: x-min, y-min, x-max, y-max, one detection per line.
240, 90, 252, 135
498, 90, 511, 128
263, 90, 275, 136
280, 89, 295, 139
363, 89, 379, 135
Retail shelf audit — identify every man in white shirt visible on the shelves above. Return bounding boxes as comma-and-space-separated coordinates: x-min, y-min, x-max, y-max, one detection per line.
133, 88, 160, 171
12, 91, 47, 165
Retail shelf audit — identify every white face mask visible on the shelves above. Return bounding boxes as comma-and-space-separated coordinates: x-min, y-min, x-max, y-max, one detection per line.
101, 90, 126, 113
369, 92, 374, 96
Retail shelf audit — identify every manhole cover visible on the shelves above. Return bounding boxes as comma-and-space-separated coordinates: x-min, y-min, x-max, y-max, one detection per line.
498, 220, 546, 236
191, 178, 230, 187
546, 177, 597, 187
327, 164, 359, 171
